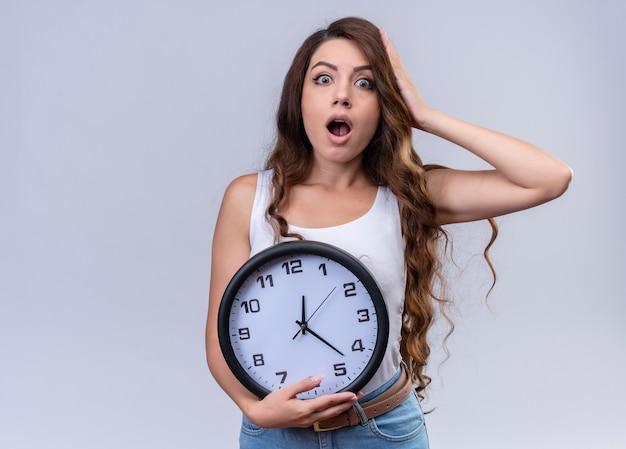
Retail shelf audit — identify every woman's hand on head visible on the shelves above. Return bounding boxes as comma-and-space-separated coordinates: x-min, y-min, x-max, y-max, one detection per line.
380, 28, 433, 130
243, 375, 361, 429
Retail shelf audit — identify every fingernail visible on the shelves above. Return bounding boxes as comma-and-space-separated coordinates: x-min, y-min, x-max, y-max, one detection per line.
310, 375, 325, 384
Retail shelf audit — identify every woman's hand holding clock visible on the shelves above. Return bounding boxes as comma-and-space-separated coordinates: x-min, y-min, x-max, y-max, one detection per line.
242, 373, 362, 428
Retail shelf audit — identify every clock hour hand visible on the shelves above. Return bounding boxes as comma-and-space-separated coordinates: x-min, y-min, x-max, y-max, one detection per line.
295, 320, 344, 356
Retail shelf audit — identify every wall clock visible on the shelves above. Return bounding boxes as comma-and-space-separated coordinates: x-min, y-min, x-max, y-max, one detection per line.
218, 240, 389, 399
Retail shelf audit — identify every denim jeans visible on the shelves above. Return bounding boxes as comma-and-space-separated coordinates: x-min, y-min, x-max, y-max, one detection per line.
239, 368, 429, 449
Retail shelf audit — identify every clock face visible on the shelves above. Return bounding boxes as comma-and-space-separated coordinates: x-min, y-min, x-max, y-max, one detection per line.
218, 241, 389, 399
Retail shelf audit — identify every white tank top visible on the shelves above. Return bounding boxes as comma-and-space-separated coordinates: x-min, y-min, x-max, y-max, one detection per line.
249, 170, 405, 393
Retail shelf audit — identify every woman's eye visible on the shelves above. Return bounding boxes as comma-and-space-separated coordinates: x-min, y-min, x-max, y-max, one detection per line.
314, 74, 332, 85
355, 78, 374, 89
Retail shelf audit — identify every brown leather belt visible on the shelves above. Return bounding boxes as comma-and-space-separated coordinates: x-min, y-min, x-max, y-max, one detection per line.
313, 365, 414, 432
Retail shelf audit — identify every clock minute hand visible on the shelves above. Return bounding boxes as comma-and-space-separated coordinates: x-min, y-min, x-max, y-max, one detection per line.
295, 320, 344, 356
292, 296, 307, 340
301, 295, 306, 335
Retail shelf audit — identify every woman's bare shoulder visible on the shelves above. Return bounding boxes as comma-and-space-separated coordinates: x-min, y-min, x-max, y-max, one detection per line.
222, 173, 258, 205
228, 172, 258, 190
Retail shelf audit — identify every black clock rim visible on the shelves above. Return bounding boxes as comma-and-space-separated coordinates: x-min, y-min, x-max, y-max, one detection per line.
217, 240, 390, 399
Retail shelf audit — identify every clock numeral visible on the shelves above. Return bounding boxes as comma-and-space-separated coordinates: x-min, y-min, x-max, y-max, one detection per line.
356, 309, 370, 322
238, 327, 251, 340
319, 263, 327, 276
333, 363, 347, 377
275, 371, 288, 384
282, 259, 303, 275
351, 339, 365, 352
241, 299, 261, 314
343, 282, 357, 297
253, 354, 265, 366
256, 274, 274, 288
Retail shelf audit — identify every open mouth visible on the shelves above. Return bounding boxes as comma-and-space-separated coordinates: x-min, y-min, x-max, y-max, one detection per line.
327, 119, 351, 137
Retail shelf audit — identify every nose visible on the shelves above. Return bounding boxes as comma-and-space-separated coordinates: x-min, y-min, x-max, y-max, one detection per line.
333, 96, 351, 108
333, 83, 351, 108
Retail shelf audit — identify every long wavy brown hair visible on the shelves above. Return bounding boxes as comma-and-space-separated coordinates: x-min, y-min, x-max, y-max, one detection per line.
264, 17, 497, 398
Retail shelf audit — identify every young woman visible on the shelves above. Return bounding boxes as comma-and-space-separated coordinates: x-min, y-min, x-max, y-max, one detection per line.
206, 17, 572, 448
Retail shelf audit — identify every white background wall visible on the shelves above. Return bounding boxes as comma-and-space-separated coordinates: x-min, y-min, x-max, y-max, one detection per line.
1, 0, 624, 448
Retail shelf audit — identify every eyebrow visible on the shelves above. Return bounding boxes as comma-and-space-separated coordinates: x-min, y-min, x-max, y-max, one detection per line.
310, 61, 373, 73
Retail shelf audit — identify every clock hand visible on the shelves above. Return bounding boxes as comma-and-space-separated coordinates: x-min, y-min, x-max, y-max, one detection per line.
292, 296, 307, 340
301, 295, 306, 335
306, 286, 337, 322
292, 286, 337, 340
295, 320, 344, 356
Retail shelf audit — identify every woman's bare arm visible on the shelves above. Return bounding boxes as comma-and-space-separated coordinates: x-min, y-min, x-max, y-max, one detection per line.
381, 29, 572, 224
